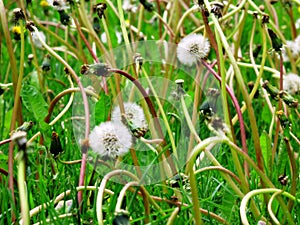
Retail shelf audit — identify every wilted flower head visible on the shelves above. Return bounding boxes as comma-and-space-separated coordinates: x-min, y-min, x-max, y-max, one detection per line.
31, 31, 46, 49
111, 102, 148, 132
283, 73, 300, 94
177, 33, 210, 66
89, 121, 132, 158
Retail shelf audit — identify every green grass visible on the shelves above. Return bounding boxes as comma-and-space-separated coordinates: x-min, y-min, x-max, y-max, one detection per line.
0, 0, 300, 224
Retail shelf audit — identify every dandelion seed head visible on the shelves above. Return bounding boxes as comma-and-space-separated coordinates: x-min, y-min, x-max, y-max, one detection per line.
177, 33, 210, 66
282, 35, 300, 62
111, 102, 148, 130
89, 121, 132, 158
123, 0, 138, 13
283, 73, 300, 94
31, 31, 46, 49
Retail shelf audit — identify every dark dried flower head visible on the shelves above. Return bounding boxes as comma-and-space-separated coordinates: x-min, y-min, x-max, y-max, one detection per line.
93, 17, 101, 33
25, 20, 35, 32
93, 3, 107, 19
50, 131, 63, 158
139, 0, 154, 12
270, 0, 278, 4
248, 81, 260, 98
13, 8, 25, 23
211, 2, 224, 18
113, 210, 130, 225
268, 28, 282, 52
167, 173, 189, 188
262, 14, 269, 24
42, 54, 51, 72
278, 174, 288, 186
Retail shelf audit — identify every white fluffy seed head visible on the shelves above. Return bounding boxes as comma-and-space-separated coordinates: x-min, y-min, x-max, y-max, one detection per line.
282, 35, 300, 62
31, 31, 46, 49
283, 73, 300, 94
111, 102, 148, 130
89, 121, 132, 158
177, 33, 210, 66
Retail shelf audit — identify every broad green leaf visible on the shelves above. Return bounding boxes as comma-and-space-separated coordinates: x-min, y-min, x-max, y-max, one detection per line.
94, 92, 111, 125
21, 85, 48, 122
260, 131, 272, 173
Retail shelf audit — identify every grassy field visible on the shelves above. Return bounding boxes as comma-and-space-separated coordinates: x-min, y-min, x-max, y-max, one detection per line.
0, 0, 299, 224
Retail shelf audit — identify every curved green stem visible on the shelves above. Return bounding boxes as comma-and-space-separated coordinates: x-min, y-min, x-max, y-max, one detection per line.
17, 151, 29, 225
240, 188, 298, 225
115, 181, 150, 224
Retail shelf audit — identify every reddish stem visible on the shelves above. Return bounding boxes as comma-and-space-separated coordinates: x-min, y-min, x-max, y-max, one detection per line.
201, 60, 248, 158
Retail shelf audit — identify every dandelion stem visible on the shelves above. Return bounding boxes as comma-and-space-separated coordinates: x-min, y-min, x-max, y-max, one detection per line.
28, 25, 90, 208
240, 189, 298, 225
115, 181, 150, 224
17, 151, 30, 225
284, 137, 297, 212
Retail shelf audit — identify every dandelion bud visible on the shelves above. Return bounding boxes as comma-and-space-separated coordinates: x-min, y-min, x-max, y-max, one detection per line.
200, 88, 220, 119
262, 80, 280, 100
80, 63, 111, 77
134, 53, 143, 67
40, 0, 50, 15
42, 54, 51, 72
58, 10, 70, 25
113, 210, 130, 225
276, 110, 291, 129
134, 53, 143, 74
28, 54, 34, 64
139, 0, 154, 12
267, 28, 282, 52
50, 131, 63, 158
280, 91, 298, 108
11, 131, 27, 151
93, 17, 101, 33
16, 121, 33, 132
175, 79, 186, 97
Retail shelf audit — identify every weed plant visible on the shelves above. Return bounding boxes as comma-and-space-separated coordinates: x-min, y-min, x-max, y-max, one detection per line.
0, 0, 299, 224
